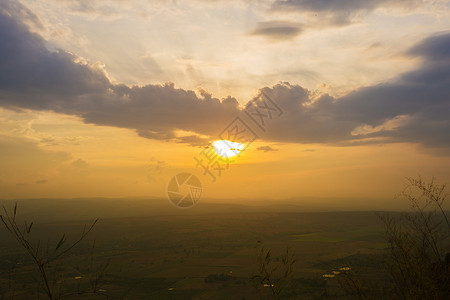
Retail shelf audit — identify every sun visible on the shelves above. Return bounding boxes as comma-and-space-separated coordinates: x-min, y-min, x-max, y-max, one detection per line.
212, 140, 244, 158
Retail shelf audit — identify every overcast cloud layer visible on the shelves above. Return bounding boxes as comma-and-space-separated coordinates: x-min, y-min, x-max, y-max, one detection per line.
1, 1, 449, 151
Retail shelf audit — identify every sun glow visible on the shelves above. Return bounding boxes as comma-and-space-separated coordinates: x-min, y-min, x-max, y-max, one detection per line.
212, 140, 244, 158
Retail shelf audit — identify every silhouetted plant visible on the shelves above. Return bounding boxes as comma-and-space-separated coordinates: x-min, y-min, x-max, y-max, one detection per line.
254, 241, 297, 299
376, 176, 450, 299
326, 176, 450, 299
0, 203, 98, 299
333, 266, 368, 300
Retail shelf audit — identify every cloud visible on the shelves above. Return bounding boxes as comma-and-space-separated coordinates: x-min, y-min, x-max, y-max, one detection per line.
0, 135, 72, 165
272, 0, 396, 12
42, 0, 121, 20
0, 7, 110, 102
0, 134, 72, 187
270, 0, 423, 25
41, 137, 59, 146
257, 145, 279, 152
71, 158, 89, 168
36, 179, 48, 184
0, 1, 240, 145
257, 32, 450, 149
149, 158, 167, 172
0, 0, 450, 153
0, 0, 45, 31
147, 158, 168, 184
409, 31, 450, 61
248, 21, 303, 41
301, 149, 316, 152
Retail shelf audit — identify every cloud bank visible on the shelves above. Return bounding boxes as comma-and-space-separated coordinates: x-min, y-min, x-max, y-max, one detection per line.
270, 0, 424, 25
0, 1, 240, 145
1, 1, 449, 152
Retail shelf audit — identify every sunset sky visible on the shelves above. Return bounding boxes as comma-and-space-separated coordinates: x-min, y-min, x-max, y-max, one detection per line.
1, 0, 450, 204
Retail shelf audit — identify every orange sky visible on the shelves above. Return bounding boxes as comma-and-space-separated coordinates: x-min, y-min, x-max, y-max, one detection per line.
1, 0, 450, 207
1, 108, 449, 202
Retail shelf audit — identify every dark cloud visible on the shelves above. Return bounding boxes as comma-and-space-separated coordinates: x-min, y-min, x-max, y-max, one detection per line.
0, 8, 110, 104
273, 0, 386, 12
248, 21, 303, 41
258, 32, 450, 149
257, 146, 279, 152
36, 179, 48, 184
271, 0, 423, 25
408, 31, 450, 61
0, 0, 449, 152
0, 1, 240, 145
173, 135, 211, 146
0, 0, 44, 31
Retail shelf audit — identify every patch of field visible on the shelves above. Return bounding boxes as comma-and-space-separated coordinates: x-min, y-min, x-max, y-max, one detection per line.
292, 232, 348, 243
0, 209, 390, 299
291, 226, 384, 244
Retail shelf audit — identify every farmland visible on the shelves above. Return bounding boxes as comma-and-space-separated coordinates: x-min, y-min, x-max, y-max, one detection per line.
0, 199, 391, 299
